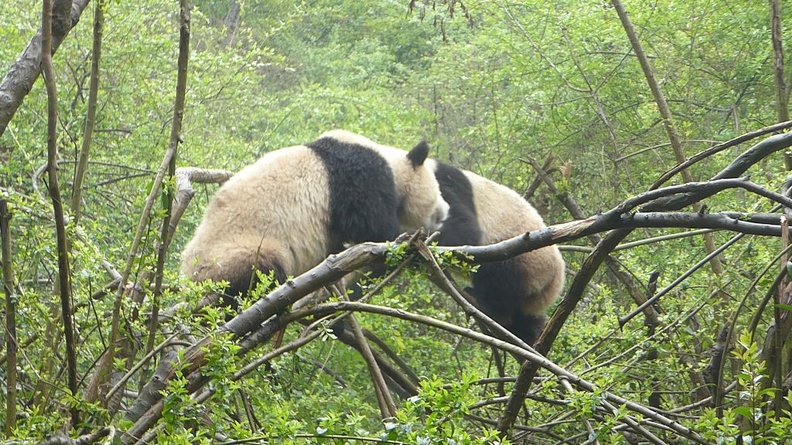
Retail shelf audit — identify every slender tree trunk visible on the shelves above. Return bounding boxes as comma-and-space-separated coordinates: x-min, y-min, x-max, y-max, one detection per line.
139, 0, 195, 401
771, 0, 792, 414
224, 0, 241, 47
41, 0, 79, 426
770, 0, 792, 169
771, 0, 790, 123
611, 0, 687, 177
1, 200, 18, 436
71, 0, 105, 223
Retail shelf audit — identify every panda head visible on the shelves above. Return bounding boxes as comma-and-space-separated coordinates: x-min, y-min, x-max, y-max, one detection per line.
400, 141, 449, 233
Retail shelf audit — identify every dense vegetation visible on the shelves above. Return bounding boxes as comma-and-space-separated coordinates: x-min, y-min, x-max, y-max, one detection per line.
2, 0, 792, 443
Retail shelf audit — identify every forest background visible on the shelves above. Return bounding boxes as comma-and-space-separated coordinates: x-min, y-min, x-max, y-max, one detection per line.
3, 0, 792, 443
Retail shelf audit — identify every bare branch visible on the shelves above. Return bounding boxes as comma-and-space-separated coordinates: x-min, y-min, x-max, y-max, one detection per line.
652, 120, 792, 189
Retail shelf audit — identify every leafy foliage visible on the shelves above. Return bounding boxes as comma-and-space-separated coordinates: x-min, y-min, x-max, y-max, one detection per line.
3, 0, 792, 443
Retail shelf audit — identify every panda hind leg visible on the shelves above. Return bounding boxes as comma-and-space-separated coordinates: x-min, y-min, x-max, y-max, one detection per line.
213, 241, 289, 308
508, 311, 547, 345
464, 286, 522, 339
465, 284, 547, 345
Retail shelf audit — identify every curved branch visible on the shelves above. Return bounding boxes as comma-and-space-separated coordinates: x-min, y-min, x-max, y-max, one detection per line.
652, 120, 792, 189
459, 211, 781, 265
645, 131, 792, 210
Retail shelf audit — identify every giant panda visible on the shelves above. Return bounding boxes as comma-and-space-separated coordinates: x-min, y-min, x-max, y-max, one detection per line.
181, 130, 450, 299
428, 160, 565, 345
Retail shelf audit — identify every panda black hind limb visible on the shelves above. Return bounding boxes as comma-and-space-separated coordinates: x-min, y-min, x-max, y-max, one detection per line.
428, 160, 565, 345
181, 130, 450, 300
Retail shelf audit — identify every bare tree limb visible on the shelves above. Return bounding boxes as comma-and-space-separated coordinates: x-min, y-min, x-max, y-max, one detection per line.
141, 0, 192, 407
651, 120, 792, 189
168, 167, 233, 248
346, 310, 398, 418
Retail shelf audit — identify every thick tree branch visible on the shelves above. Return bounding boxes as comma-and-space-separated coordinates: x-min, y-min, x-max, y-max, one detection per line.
651, 120, 792, 189
462, 210, 783, 266
0, 0, 89, 137
647, 132, 792, 211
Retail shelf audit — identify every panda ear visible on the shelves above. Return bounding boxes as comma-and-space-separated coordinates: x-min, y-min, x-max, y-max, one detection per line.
407, 141, 430, 167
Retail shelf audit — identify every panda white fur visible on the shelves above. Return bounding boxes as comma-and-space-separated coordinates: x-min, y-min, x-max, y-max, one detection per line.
428, 160, 565, 344
181, 130, 450, 298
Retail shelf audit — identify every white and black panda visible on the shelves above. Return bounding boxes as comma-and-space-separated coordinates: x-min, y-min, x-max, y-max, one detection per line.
428, 160, 565, 345
181, 130, 450, 298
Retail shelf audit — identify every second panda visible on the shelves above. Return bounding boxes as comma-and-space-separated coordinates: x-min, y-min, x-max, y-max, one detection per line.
428, 160, 565, 345
181, 130, 450, 299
